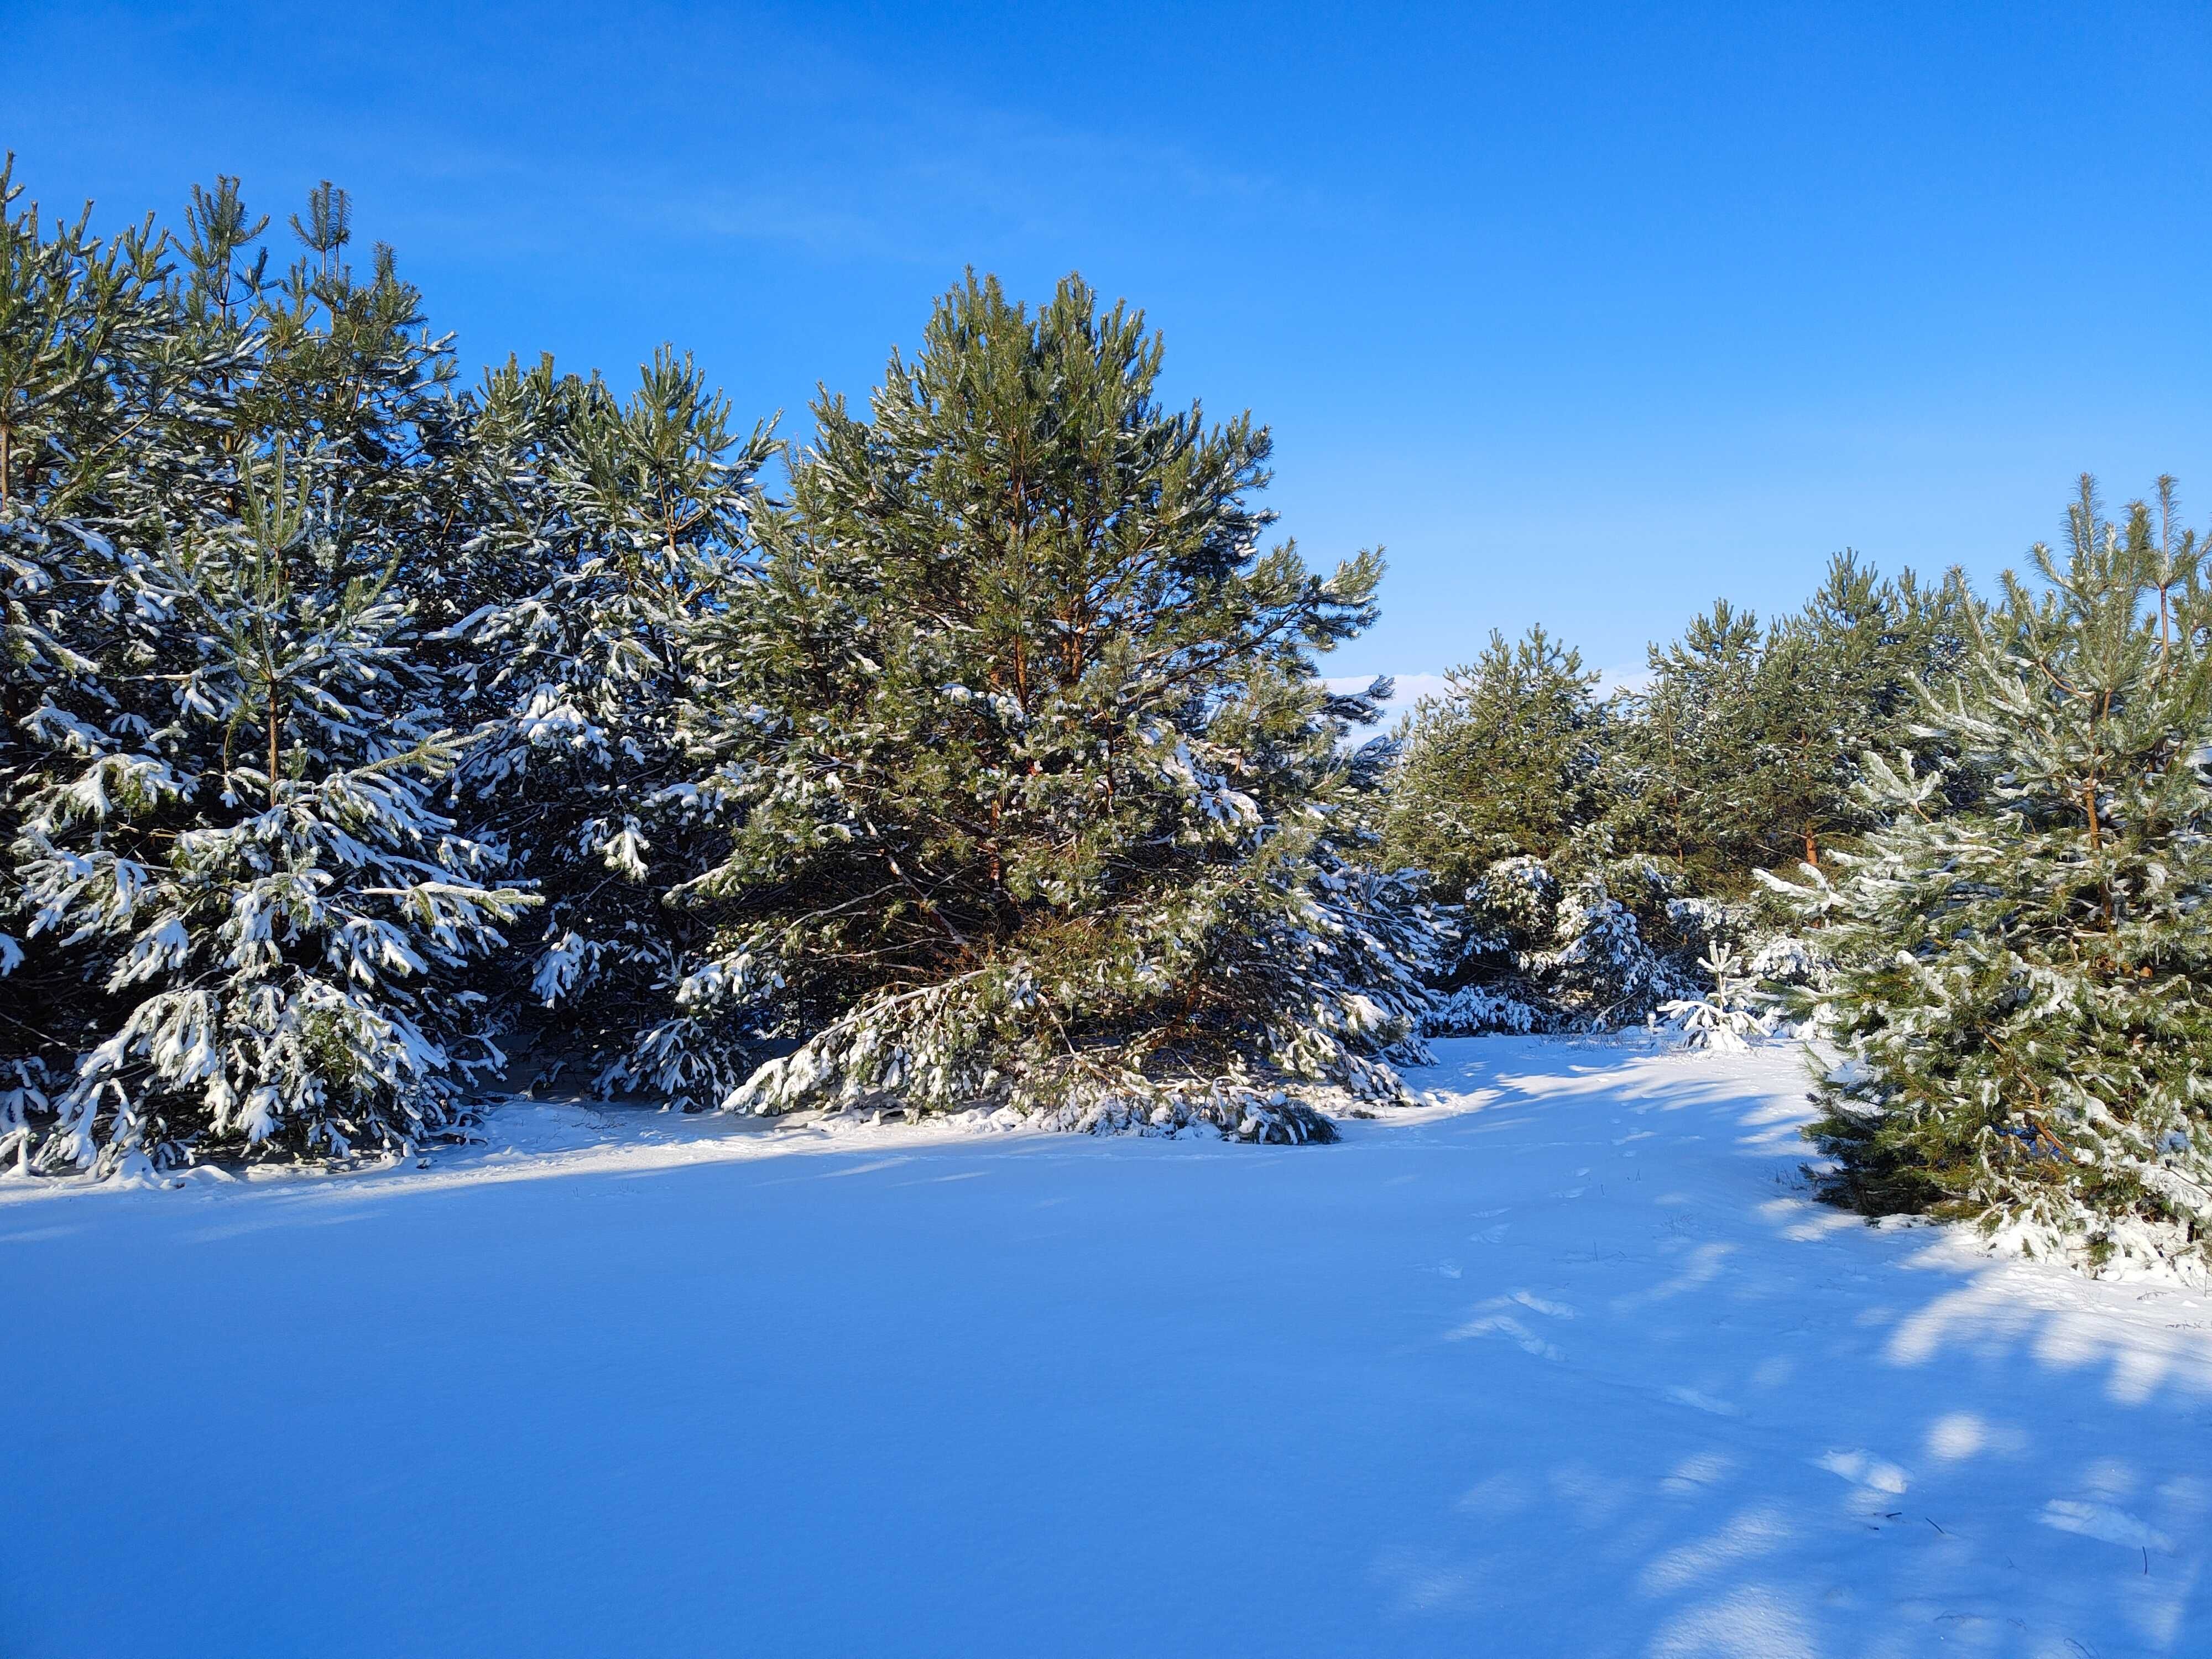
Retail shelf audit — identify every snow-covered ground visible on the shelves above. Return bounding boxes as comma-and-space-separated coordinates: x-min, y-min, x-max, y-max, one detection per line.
5, 1038, 2209, 1657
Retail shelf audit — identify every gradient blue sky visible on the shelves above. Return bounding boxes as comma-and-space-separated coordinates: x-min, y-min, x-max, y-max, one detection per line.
11, 1, 2212, 687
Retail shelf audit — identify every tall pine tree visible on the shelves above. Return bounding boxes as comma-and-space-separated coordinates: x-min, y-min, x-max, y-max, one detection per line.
672, 274, 1441, 1139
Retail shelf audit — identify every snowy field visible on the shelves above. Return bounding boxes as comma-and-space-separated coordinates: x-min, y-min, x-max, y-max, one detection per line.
5, 1039, 2210, 1658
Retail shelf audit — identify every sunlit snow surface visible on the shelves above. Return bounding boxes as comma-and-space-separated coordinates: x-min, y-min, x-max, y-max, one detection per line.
5, 1038, 2210, 1657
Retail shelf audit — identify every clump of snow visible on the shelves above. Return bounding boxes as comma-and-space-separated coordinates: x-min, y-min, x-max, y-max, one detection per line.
1983, 1207, 2212, 1292
1653, 946, 1778, 1052
1748, 933, 1829, 989
1424, 983, 1542, 1036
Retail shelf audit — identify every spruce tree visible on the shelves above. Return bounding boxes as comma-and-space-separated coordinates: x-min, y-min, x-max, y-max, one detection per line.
1769, 477, 2212, 1278
674, 274, 1441, 1139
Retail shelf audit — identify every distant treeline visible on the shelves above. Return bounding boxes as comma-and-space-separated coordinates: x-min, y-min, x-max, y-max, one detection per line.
1389, 478, 2212, 1281
1387, 555, 1978, 895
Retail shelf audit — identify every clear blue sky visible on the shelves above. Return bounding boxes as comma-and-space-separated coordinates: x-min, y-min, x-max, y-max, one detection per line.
12, 1, 2212, 684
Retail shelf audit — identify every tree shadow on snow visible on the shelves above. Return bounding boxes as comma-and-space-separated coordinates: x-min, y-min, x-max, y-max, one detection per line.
1364, 1036, 2212, 1658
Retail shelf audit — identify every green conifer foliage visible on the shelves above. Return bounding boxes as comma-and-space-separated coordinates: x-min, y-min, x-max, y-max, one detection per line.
1617, 561, 1974, 889
676, 275, 1439, 1138
447, 349, 776, 1108
1612, 599, 1770, 883
0, 157, 179, 1144
1769, 478, 2212, 1278
3, 170, 531, 1172
1383, 626, 1606, 891
1750, 554, 1975, 872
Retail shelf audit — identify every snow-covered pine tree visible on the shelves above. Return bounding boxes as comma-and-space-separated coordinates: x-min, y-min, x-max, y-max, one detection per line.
673, 274, 1442, 1140
4, 173, 532, 1174
1374, 631, 1719, 1034
1383, 625, 1608, 890
1767, 477, 2212, 1279
445, 349, 775, 1108
1427, 837, 1703, 1035
1655, 944, 1775, 1051
1, 158, 180, 1159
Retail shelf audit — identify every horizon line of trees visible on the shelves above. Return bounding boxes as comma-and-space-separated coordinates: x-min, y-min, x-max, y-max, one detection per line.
1379, 549, 1980, 1037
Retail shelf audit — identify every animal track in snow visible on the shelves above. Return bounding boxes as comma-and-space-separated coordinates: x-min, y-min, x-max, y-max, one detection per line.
1450, 1290, 1575, 1360
1816, 1449, 1908, 1495
2038, 1500, 2172, 1552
